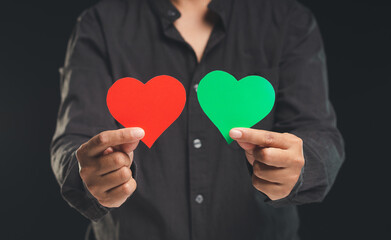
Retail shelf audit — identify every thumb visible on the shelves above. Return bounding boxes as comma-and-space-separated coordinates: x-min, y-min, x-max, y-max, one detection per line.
113, 128, 144, 156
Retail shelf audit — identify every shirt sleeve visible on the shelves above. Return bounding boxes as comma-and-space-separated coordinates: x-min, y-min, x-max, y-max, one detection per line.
264, 0, 345, 207
50, 8, 129, 221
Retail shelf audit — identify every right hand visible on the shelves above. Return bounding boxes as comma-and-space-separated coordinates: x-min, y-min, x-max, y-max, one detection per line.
76, 127, 145, 208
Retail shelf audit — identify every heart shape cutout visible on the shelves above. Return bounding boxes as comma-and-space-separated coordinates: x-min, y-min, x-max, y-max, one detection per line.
197, 70, 275, 144
106, 76, 186, 148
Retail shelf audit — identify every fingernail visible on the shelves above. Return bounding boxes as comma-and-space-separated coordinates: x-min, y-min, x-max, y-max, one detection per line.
132, 128, 145, 138
229, 129, 242, 139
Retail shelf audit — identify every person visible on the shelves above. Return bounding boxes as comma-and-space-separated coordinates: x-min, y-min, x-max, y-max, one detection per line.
50, 0, 345, 239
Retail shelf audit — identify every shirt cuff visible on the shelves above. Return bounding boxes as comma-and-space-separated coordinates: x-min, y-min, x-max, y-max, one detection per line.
61, 150, 111, 221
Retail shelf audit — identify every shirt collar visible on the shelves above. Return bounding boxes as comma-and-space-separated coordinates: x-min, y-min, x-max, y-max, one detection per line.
147, 0, 232, 30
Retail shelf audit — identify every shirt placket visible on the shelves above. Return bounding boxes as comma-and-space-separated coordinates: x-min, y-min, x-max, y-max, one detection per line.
187, 62, 209, 240
187, 25, 226, 240
156, 4, 226, 238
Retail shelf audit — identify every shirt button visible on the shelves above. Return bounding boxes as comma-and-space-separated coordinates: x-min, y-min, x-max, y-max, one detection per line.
195, 194, 204, 204
193, 83, 199, 92
167, 10, 176, 17
193, 139, 202, 149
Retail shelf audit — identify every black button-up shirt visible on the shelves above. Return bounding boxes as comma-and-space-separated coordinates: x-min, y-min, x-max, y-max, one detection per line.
50, 0, 345, 239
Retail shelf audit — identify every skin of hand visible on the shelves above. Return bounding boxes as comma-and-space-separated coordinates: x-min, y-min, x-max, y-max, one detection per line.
76, 127, 145, 208
229, 128, 305, 200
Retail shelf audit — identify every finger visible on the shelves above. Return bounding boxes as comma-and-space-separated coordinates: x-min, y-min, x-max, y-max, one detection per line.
253, 161, 285, 184
96, 166, 133, 192
113, 141, 140, 156
87, 128, 144, 156
245, 150, 256, 166
237, 141, 256, 152
96, 151, 131, 175
254, 147, 292, 167
103, 147, 114, 155
101, 178, 137, 208
235, 141, 256, 163
252, 175, 285, 200
230, 128, 290, 149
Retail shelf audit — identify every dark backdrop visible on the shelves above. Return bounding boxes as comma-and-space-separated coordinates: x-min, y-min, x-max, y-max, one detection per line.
1, 0, 389, 239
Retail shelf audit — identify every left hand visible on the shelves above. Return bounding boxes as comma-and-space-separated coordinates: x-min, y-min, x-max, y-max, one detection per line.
229, 128, 305, 200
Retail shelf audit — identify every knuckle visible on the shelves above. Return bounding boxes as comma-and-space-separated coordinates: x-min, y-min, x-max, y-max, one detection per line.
119, 129, 128, 140
87, 183, 99, 195
96, 132, 109, 145
132, 179, 137, 189
278, 187, 291, 199
289, 172, 300, 183
97, 197, 110, 207
121, 182, 133, 196
99, 192, 111, 202
293, 156, 304, 167
98, 199, 107, 207
110, 202, 121, 208
283, 132, 293, 137
269, 187, 281, 198
123, 153, 132, 166
298, 157, 305, 167
284, 133, 303, 146
129, 152, 134, 162
79, 167, 89, 180
261, 148, 269, 158
119, 168, 131, 181
76, 143, 87, 159
251, 175, 260, 188
260, 149, 271, 163
264, 133, 274, 146
112, 153, 125, 167
99, 192, 121, 207
253, 168, 261, 179
294, 137, 303, 146
252, 162, 262, 178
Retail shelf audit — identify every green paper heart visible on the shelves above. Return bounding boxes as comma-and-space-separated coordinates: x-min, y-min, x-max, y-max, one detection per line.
197, 70, 275, 144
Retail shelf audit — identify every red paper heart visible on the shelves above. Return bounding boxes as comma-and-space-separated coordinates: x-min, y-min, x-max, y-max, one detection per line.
106, 76, 186, 148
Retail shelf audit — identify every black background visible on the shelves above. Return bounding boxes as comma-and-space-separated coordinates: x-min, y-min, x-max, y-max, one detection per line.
1, 0, 389, 239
